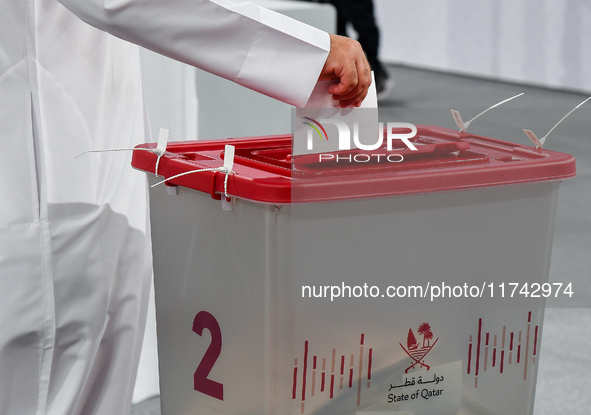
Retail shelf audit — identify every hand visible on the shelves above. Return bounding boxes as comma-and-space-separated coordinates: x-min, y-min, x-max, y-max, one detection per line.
319, 34, 372, 108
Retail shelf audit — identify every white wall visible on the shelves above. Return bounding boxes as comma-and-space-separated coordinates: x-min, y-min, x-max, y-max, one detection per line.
375, 0, 591, 92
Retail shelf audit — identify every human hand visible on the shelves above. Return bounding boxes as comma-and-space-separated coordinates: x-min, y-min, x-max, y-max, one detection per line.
319, 34, 372, 108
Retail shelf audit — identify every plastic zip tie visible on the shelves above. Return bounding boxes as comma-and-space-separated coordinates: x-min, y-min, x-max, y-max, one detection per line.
221, 144, 235, 201
154, 128, 170, 177
151, 167, 227, 188
74, 128, 170, 176
451, 93, 524, 132
152, 145, 236, 200
523, 96, 591, 149
74, 147, 155, 159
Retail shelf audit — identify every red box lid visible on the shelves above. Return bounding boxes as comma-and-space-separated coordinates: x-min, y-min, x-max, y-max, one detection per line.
131, 125, 576, 204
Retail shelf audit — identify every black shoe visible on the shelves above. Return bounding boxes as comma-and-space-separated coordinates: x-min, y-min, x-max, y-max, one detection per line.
374, 65, 395, 101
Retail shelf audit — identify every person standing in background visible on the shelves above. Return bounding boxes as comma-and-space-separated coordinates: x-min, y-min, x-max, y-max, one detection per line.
303, 0, 394, 99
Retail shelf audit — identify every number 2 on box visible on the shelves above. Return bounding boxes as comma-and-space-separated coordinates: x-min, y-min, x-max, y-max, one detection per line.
193, 311, 224, 400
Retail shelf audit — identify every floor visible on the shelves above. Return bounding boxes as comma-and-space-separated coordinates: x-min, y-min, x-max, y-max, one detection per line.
132, 64, 591, 414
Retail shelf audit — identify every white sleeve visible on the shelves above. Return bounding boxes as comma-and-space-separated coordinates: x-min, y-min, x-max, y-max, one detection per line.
56, 0, 330, 108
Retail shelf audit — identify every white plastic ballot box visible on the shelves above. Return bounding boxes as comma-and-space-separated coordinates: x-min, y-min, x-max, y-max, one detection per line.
131, 125, 576, 415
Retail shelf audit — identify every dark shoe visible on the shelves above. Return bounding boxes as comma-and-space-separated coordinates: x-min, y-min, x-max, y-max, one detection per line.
374, 65, 395, 101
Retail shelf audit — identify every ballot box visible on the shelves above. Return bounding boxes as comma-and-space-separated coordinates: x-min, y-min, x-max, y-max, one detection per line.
132, 125, 575, 415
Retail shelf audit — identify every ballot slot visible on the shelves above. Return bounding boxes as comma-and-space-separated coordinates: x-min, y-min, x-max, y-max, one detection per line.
137, 126, 540, 179
290, 137, 478, 175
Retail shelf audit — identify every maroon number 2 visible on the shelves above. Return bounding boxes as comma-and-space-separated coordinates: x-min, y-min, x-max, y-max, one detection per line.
193, 311, 224, 400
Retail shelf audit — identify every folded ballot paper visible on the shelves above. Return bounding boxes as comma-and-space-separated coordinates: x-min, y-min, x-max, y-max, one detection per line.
294, 72, 379, 157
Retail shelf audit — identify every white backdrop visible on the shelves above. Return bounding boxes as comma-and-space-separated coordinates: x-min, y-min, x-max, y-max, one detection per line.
375, 0, 591, 92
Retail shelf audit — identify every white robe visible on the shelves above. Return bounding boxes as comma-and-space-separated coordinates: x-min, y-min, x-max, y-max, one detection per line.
0, 0, 329, 413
